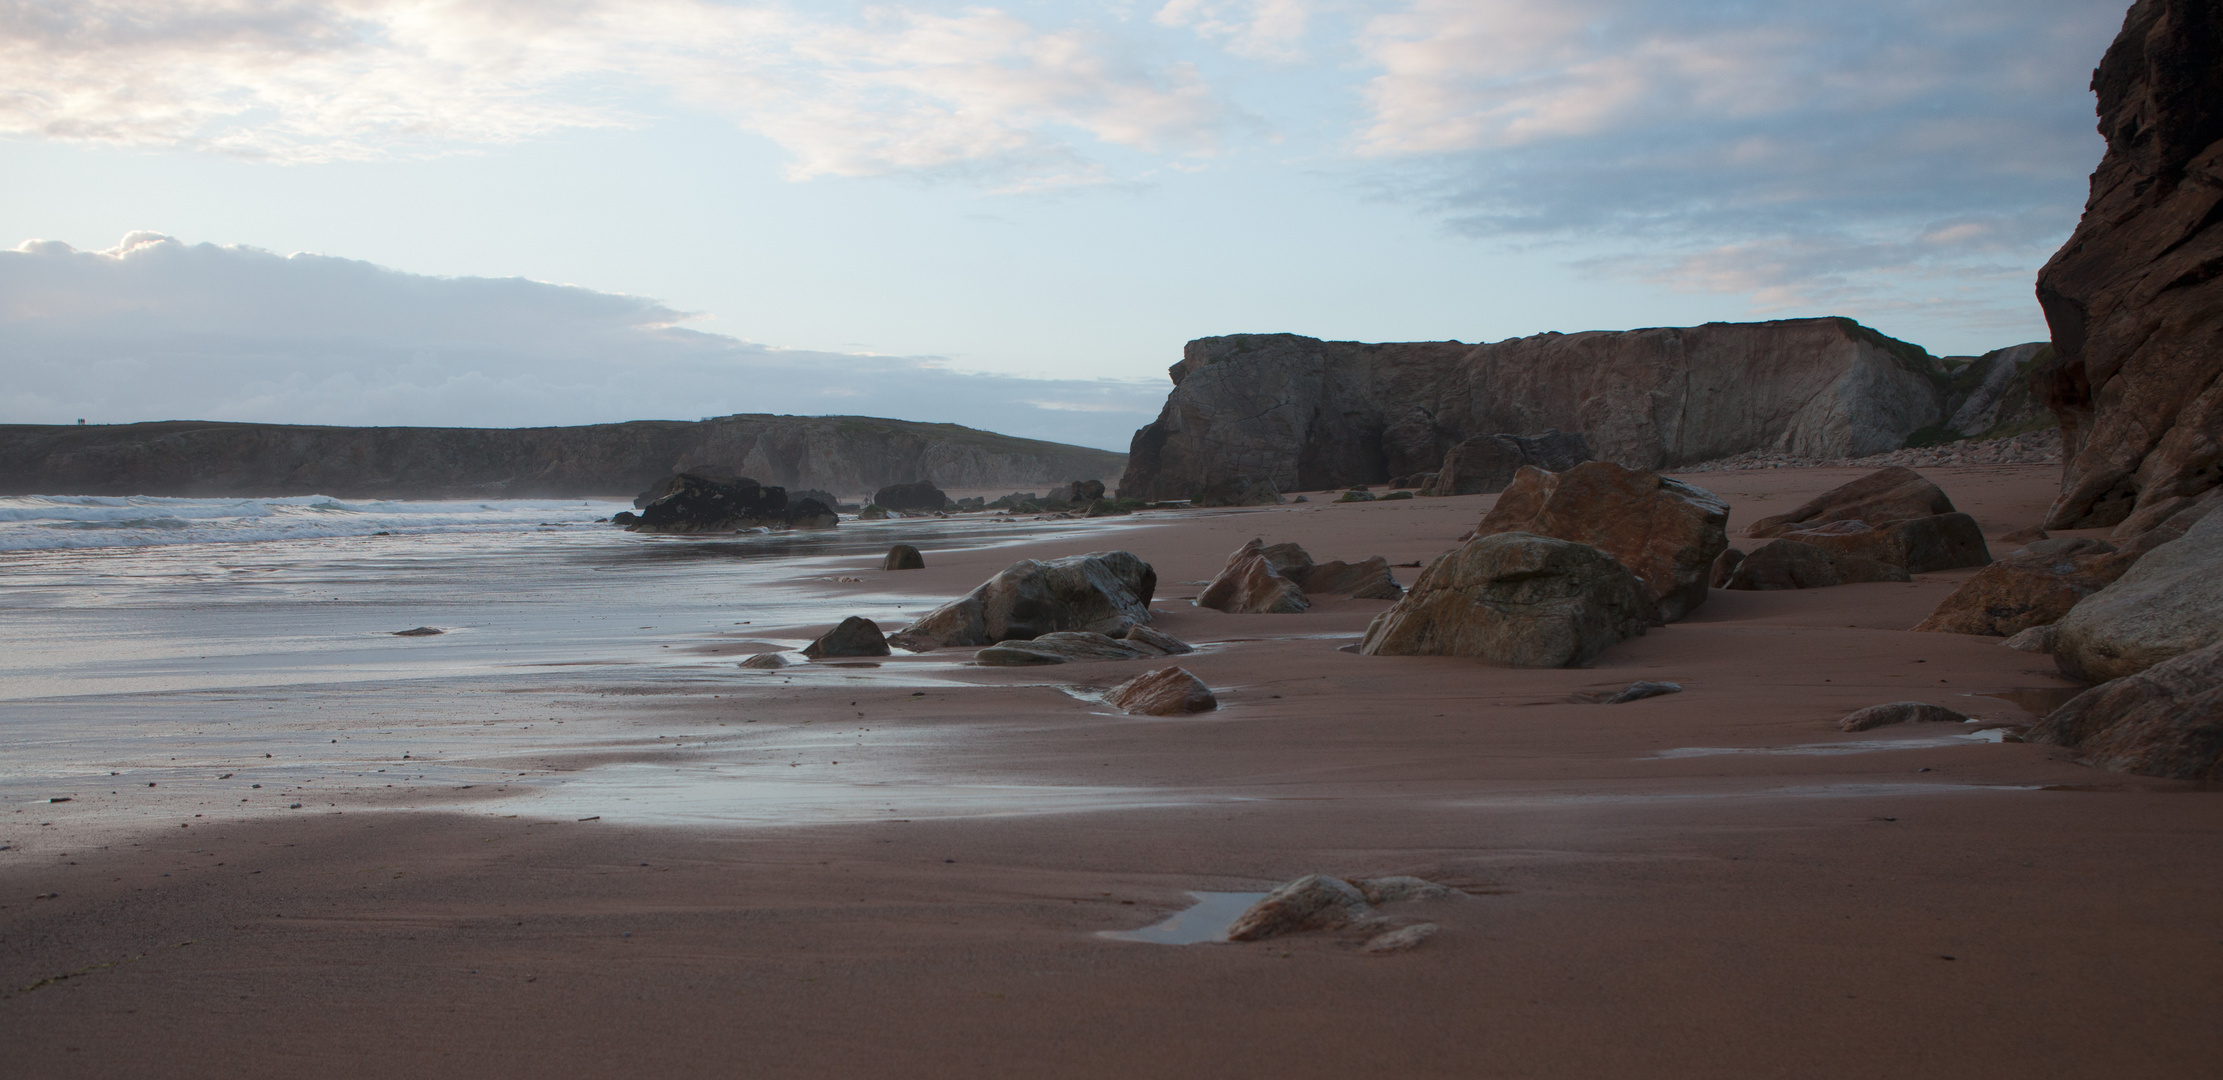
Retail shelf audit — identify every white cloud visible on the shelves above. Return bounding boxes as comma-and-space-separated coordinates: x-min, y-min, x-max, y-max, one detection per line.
0, 1, 1230, 184
0, 233, 1164, 449
1153, 0, 1313, 60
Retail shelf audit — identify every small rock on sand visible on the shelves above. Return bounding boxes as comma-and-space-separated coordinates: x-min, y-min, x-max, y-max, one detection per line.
392, 627, 444, 636
740, 653, 793, 669
883, 544, 926, 571
1604, 680, 1682, 704
1363, 923, 1439, 954
1226, 875, 1369, 941
1103, 666, 1218, 715
1838, 701, 1971, 732
802, 616, 892, 659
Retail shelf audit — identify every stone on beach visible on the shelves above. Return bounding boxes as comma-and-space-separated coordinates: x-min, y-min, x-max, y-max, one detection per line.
1604, 681, 1682, 704
625, 472, 838, 533
1193, 475, 1284, 507
1352, 876, 1461, 904
872, 481, 948, 512
2002, 626, 2059, 653
1424, 429, 1594, 496
1102, 666, 1218, 715
391, 627, 444, 636
1195, 539, 1310, 614
2052, 510, 2223, 682
1225, 874, 1370, 942
1770, 513, 1991, 575
976, 631, 1160, 666
882, 544, 926, 571
1471, 462, 1729, 622
1360, 533, 1654, 668
888, 551, 1158, 651
1119, 625, 1195, 655
1746, 466, 1957, 539
1914, 538, 2134, 636
739, 652, 793, 669
2028, 641, 2223, 782
1362, 923, 1439, 954
1709, 548, 1744, 588
1724, 538, 1910, 590
801, 616, 891, 659
1837, 701, 1971, 733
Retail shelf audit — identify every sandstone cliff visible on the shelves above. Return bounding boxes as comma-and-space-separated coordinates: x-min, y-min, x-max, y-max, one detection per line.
1118, 318, 1962, 501
2033, 0, 2223, 533
0, 414, 1126, 500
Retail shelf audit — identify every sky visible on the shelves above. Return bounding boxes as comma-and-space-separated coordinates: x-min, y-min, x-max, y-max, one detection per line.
0, 0, 2128, 450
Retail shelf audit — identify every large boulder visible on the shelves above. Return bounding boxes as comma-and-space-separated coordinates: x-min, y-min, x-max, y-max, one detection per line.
1913, 538, 2136, 636
1723, 538, 1909, 590
1195, 539, 1310, 614
2053, 509, 2223, 681
1359, 533, 1655, 667
624, 473, 837, 533
1192, 475, 1283, 507
1746, 466, 1956, 538
1424, 430, 1593, 496
888, 551, 1158, 651
882, 544, 926, 571
873, 480, 948, 512
1471, 462, 1729, 622
2033, 0, 2223, 533
2028, 641, 2223, 781
1767, 514, 1991, 575
1115, 320, 1953, 501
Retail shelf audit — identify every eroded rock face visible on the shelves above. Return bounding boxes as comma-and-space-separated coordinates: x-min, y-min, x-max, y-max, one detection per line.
2029, 641, 2223, 781
1425, 430, 1594, 496
873, 480, 948, 512
1838, 701, 1971, 732
1746, 467, 1956, 538
2034, 0, 2223, 533
1117, 319, 1953, 500
1472, 462, 1729, 622
1102, 666, 1219, 715
1193, 475, 1283, 507
1359, 533, 1655, 667
888, 551, 1157, 651
802, 616, 890, 659
1914, 538, 2135, 636
2054, 509, 2223, 681
1725, 538, 1909, 590
626, 473, 838, 533
1195, 540, 1310, 614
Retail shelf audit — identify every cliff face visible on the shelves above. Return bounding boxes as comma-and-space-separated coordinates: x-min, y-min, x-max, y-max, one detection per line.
1117, 318, 1952, 501
0, 414, 1126, 499
2034, 0, 2223, 533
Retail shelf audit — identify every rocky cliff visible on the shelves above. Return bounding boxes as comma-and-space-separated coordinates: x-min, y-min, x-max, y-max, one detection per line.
1118, 318, 1979, 501
2033, 0, 2223, 534
0, 414, 1126, 500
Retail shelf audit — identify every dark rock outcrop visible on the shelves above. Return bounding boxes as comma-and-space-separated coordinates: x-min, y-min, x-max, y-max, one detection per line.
973, 627, 1191, 666
1914, 538, 2136, 636
1424, 430, 1593, 496
873, 480, 948, 512
1471, 462, 1729, 622
1766, 514, 1991, 576
1359, 533, 1655, 667
1725, 538, 1909, 590
625, 473, 837, 533
1102, 666, 1220, 715
0, 414, 1124, 499
2029, 640, 2223, 780
883, 544, 926, 571
1118, 319, 1957, 500
1193, 475, 1283, 507
1746, 467, 1956, 538
2033, 0, 2223, 533
888, 551, 1157, 651
801, 617, 891, 659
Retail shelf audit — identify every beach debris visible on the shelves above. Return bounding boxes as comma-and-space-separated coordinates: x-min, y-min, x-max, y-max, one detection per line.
1361, 533, 1654, 668
2027, 640, 2223, 781
1226, 875, 1370, 941
1837, 701, 1972, 732
1724, 538, 1908, 590
2002, 625, 2058, 653
1604, 680, 1683, 704
802, 617, 892, 659
1915, 538, 2136, 636
1103, 666, 1218, 715
2052, 509, 2223, 682
889, 551, 1157, 651
392, 627, 444, 636
1363, 923, 1439, 954
740, 652, 794, 669
1472, 462, 1728, 622
883, 544, 926, 571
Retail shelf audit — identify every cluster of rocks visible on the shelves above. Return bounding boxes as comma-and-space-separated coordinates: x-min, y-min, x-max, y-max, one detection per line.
1679, 428, 2063, 474
887, 551, 1159, 652
1194, 538, 1404, 614
1714, 467, 1992, 591
1220, 874, 1463, 953
612, 472, 839, 533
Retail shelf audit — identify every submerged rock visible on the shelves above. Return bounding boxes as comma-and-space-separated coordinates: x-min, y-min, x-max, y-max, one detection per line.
888, 551, 1158, 651
2028, 641, 2223, 781
882, 544, 926, 571
1360, 533, 1654, 667
1120, 625, 1195, 655
1472, 462, 1728, 622
1837, 701, 1971, 733
801, 616, 891, 659
1103, 666, 1219, 715
976, 631, 1156, 666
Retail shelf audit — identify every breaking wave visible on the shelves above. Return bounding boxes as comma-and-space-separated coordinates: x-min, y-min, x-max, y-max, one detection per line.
0, 495, 627, 551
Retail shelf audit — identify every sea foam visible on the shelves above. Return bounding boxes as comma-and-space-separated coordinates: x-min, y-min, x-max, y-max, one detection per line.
0, 494, 626, 551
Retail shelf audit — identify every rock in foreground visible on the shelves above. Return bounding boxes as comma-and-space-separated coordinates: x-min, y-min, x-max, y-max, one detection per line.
2054, 510, 2223, 681
1472, 462, 1728, 622
2028, 641, 2223, 781
1102, 666, 1218, 715
1224, 875, 1369, 942
1914, 538, 2135, 636
802, 616, 891, 659
1195, 539, 1310, 614
1360, 533, 1654, 667
890, 551, 1158, 651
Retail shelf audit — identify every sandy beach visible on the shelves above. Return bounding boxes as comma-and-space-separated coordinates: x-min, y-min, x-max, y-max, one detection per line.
4, 464, 2220, 1077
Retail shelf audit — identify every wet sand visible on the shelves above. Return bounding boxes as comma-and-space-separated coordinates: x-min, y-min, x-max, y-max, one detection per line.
5, 464, 2220, 1077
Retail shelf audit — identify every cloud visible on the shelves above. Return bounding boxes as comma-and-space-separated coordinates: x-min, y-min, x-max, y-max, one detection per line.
0, 0, 1231, 184
1347, 0, 2124, 328
0, 233, 1165, 450
1153, 0, 1314, 60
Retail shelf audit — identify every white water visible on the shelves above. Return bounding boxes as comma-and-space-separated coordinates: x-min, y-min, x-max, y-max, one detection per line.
0, 494, 625, 551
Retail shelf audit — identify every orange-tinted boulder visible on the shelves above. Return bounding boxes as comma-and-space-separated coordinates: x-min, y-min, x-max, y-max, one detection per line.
1772, 513, 1991, 575
1195, 539, 1310, 614
1914, 538, 2135, 636
1746, 466, 1955, 538
1103, 666, 1219, 715
1472, 462, 1728, 622
1360, 533, 1655, 667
